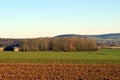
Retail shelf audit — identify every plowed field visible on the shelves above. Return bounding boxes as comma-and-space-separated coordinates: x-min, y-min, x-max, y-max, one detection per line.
0, 64, 120, 80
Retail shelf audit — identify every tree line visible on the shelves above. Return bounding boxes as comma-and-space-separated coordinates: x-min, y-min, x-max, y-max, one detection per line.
19, 37, 98, 51
0, 38, 20, 48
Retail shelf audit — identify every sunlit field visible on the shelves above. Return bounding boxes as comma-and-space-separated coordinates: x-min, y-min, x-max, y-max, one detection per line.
0, 49, 120, 64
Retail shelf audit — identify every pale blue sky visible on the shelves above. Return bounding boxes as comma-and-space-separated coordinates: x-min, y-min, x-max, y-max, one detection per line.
0, 0, 120, 38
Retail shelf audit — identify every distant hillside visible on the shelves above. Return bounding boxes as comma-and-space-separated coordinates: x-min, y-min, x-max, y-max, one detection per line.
55, 34, 82, 37
55, 33, 120, 41
0, 33, 120, 49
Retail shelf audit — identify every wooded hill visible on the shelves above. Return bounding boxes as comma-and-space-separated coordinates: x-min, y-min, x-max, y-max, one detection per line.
56, 33, 120, 41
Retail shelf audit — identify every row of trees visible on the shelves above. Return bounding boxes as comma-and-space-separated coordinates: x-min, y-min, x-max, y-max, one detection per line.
20, 37, 98, 51
0, 39, 20, 47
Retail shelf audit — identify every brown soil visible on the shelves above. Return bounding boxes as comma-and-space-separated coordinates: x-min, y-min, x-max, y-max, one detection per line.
0, 64, 120, 80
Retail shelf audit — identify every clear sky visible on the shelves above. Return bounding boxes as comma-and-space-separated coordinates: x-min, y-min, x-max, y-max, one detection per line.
0, 0, 120, 38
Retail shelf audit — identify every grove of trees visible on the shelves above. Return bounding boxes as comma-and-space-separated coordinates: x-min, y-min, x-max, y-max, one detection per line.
19, 37, 98, 51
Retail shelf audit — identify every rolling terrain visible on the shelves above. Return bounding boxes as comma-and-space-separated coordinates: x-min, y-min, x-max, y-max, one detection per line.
0, 33, 120, 46
56, 33, 120, 47
56, 33, 120, 41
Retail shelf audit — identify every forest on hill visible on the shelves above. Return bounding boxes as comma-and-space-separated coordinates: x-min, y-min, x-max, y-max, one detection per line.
56, 33, 120, 41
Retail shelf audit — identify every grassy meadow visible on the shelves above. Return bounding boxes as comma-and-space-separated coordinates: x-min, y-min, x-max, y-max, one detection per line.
0, 49, 120, 64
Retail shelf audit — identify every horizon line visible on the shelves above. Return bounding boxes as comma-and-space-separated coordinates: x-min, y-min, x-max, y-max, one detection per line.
0, 32, 120, 39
